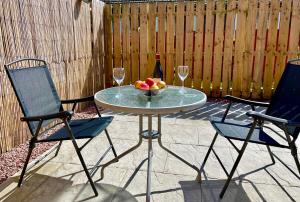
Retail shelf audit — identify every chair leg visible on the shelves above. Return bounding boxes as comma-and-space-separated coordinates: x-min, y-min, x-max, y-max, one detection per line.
291, 144, 300, 175
220, 120, 257, 198
104, 129, 118, 158
266, 145, 275, 164
72, 140, 98, 196
54, 141, 63, 157
18, 139, 35, 187
200, 133, 218, 173
64, 121, 98, 196
219, 142, 249, 198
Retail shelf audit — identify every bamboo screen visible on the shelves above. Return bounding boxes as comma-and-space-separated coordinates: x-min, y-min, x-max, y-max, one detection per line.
104, 0, 300, 98
0, 0, 106, 153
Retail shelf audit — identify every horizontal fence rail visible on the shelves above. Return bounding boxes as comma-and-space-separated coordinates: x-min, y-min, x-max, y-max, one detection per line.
0, 0, 106, 153
104, 0, 300, 98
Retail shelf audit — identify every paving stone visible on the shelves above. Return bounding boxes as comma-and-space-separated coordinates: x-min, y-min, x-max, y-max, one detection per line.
161, 124, 199, 145
1, 112, 300, 201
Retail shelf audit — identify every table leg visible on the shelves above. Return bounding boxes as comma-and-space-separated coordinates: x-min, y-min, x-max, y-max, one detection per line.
157, 115, 201, 182
146, 115, 153, 202
98, 137, 143, 181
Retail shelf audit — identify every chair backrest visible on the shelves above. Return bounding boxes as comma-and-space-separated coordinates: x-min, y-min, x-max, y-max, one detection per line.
266, 61, 300, 138
5, 59, 62, 135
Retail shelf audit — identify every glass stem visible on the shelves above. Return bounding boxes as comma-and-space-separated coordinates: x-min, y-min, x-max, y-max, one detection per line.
118, 84, 121, 95
182, 80, 184, 88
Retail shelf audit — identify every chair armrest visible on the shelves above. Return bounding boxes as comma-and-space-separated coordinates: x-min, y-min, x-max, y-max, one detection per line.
246, 111, 288, 125
224, 95, 270, 107
21, 111, 73, 122
61, 96, 94, 104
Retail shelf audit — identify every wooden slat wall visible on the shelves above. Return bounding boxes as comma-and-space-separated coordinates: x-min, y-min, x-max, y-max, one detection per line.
105, 1, 300, 98
2, 0, 300, 153
0, 0, 106, 154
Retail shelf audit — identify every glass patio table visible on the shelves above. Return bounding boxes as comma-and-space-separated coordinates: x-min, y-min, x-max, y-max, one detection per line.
94, 85, 207, 202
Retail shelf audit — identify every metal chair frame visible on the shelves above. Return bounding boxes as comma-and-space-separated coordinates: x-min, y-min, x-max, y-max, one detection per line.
5, 58, 118, 196
199, 59, 300, 199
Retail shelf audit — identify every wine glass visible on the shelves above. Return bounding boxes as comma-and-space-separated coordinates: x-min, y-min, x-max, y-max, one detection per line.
177, 65, 189, 93
113, 67, 125, 98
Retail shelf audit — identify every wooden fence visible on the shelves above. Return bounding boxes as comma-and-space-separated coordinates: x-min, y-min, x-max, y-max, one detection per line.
0, 0, 106, 154
104, 0, 300, 98
1, 0, 300, 154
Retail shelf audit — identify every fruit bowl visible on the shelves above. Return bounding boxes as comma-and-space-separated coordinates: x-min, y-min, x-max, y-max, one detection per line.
138, 87, 165, 96
134, 78, 167, 97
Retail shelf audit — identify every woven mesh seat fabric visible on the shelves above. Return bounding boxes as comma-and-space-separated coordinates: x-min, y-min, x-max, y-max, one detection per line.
266, 63, 300, 138
7, 65, 61, 134
210, 117, 282, 147
40, 117, 113, 142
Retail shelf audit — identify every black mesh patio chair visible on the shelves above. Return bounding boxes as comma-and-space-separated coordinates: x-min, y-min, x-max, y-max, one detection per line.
5, 58, 118, 196
200, 59, 300, 198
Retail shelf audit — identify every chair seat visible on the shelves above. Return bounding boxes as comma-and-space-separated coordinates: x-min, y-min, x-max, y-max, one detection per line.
210, 117, 285, 147
40, 116, 113, 142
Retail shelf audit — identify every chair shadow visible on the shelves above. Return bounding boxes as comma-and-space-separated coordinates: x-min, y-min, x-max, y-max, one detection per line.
179, 179, 252, 202
0, 157, 137, 202
1, 175, 136, 202
114, 158, 251, 202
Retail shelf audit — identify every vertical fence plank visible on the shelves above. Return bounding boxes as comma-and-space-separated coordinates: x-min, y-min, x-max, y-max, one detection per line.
148, 3, 156, 78
202, 0, 214, 94
131, 4, 139, 82
232, 0, 248, 97
288, 0, 300, 59
157, 3, 166, 80
252, 0, 269, 99
113, 4, 121, 67
242, 0, 257, 98
193, 1, 204, 90
175, 1, 185, 85
104, 4, 113, 87
274, 0, 292, 88
122, 3, 131, 84
212, 0, 225, 97
165, 3, 175, 84
263, 0, 280, 98
184, 1, 194, 87
139, 4, 148, 80
222, 0, 236, 96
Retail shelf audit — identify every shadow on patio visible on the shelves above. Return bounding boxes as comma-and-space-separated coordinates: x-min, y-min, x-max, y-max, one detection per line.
0, 100, 300, 201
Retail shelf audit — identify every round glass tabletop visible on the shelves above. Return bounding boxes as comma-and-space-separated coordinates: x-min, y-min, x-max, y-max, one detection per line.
94, 85, 207, 115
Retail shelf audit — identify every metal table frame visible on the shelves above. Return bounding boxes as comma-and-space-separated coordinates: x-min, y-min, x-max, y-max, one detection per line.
98, 114, 201, 202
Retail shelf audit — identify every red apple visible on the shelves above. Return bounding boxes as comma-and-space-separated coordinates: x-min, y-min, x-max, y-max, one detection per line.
145, 78, 155, 87
140, 82, 149, 90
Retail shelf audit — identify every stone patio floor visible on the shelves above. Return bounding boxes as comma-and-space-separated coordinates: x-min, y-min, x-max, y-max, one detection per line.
0, 101, 300, 201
